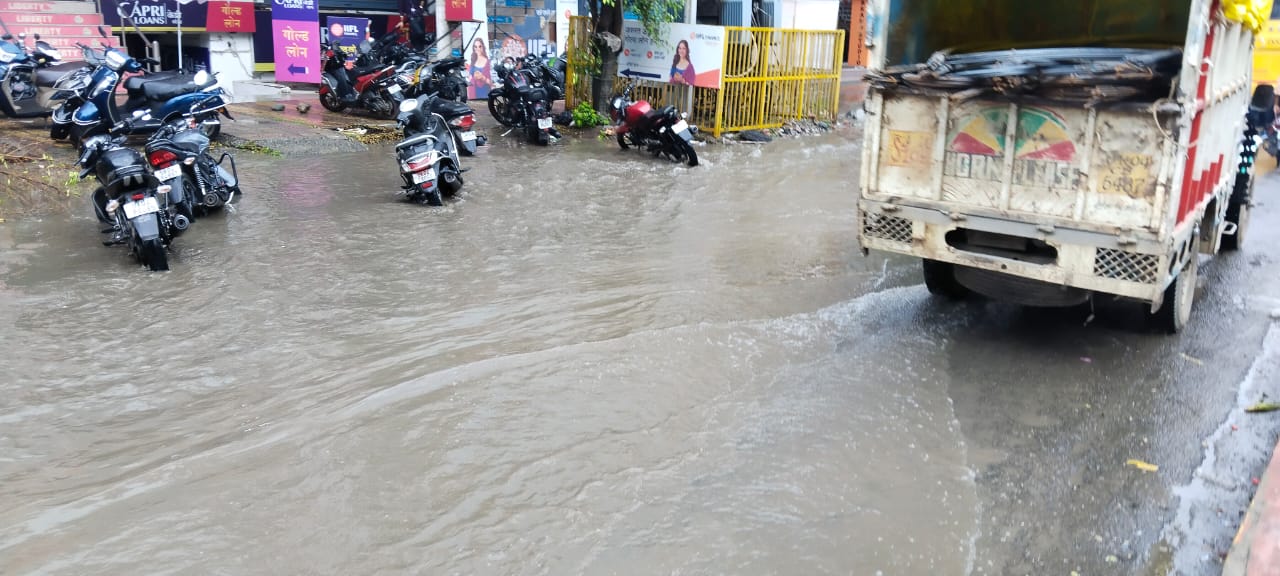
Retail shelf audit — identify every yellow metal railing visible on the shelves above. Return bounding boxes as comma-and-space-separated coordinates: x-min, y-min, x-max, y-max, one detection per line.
717, 27, 845, 136
567, 19, 844, 136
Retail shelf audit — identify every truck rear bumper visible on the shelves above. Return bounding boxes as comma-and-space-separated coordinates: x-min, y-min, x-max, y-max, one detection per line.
858, 199, 1177, 305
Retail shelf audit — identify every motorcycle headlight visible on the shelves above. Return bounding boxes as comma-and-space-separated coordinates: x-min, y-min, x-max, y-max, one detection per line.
0, 51, 14, 63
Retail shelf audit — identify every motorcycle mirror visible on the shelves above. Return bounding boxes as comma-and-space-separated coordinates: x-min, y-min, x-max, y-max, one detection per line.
132, 109, 146, 118
193, 70, 209, 85
32, 33, 38, 40
399, 99, 419, 113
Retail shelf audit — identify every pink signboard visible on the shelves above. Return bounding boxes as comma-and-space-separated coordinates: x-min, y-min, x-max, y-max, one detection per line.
272, 20, 319, 82
272, 0, 320, 83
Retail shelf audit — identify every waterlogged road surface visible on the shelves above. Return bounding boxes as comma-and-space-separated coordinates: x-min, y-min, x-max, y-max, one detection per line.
2, 127, 1279, 575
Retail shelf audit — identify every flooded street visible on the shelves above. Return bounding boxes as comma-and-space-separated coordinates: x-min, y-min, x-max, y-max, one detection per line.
0, 133, 974, 574
3, 127, 1280, 575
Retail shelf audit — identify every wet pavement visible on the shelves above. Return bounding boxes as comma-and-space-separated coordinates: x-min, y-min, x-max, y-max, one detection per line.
2, 115, 1280, 575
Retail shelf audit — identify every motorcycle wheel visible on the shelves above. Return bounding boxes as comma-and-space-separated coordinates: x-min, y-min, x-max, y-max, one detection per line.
672, 139, 699, 167
450, 78, 467, 103
138, 237, 169, 272
50, 123, 69, 140
616, 131, 630, 150
319, 88, 348, 113
489, 93, 515, 127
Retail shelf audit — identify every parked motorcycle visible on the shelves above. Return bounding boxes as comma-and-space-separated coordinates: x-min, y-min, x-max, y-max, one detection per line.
144, 101, 242, 219
78, 126, 186, 271
1248, 84, 1278, 159
520, 53, 566, 102
0, 29, 91, 119
69, 30, 229, 147
319, 39, 403, 118
394, 94, 464, 206
393, 55, 468, 103
488, 62, 558, 145
48, 44, 106, 139
610, 83, 699, 167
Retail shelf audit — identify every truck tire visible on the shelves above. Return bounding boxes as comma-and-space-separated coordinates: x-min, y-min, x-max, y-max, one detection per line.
1150, 255, 1198, 334
922, 259, 968, 299
1221, 174, 1252, 252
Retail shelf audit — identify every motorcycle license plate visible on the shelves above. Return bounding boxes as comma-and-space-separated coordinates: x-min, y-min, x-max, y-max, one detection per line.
412, 168, 436, 184
537, 117, 553, 130
460, 131, 477, 142
387, 83, 402, 94
123, 196, 160, 219
672, 120, 689, 134
153, 165, 181, 181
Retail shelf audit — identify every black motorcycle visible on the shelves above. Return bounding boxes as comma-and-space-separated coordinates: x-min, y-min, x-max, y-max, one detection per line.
488, 63, 558, 145
520, 53, 566, 102
78, 129, 185, 271
394, 94, 464, 205
144, 103, 242, 219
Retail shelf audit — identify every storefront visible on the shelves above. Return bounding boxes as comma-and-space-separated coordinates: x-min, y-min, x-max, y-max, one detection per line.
101, 0, 258, 83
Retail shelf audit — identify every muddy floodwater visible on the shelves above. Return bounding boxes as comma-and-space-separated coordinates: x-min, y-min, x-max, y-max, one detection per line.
0, 131, 984, 574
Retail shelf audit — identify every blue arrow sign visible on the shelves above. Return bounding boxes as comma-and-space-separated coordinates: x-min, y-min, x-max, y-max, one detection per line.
488, 15, 513, 24
288, 64, 308, 75
619, 68, 661, 80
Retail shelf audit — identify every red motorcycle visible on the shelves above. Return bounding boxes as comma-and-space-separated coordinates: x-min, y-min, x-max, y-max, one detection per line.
609, 83, 698, 167
318, 40, 403, 118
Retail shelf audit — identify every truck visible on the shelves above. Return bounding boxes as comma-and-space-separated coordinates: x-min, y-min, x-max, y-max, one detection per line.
856, 0, 1270, 332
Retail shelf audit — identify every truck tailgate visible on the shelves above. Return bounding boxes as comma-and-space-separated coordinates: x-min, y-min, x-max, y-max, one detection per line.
865, 95, 1176, 233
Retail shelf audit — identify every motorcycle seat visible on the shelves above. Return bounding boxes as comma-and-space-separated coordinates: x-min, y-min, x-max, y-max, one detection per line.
35, 61, 86, 88
350, 64, 384, 78
123, 71, 182, 92
431, 100, 472, 117
432, 57, 463, 73
143, 77, 203, 102
395, 133, 436, 150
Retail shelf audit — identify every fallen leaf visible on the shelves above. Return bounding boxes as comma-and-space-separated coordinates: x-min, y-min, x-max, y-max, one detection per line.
1127, 459, 1159, 473
1232, 424, 1239, 432
1246, 402, 1280, 413
1105, 554, 1119, 563
1179, 352, 1204, 366
1253, 477, 1261, 486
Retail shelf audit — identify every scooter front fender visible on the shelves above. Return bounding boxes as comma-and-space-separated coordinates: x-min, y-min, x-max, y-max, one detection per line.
72, 99, 100, 124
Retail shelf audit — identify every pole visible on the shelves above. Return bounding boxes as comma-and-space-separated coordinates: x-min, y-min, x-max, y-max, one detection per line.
683, 0, 696, 114
175, 0, 183, 72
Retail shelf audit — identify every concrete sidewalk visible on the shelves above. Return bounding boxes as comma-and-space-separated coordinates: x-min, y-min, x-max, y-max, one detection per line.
1225, 436, 1280, 575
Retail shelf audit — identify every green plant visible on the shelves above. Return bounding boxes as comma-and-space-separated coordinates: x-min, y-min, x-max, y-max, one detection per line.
572, 101, 610, 127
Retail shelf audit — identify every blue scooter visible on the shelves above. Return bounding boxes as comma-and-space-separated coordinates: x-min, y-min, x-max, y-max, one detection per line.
70, 28, 231, 148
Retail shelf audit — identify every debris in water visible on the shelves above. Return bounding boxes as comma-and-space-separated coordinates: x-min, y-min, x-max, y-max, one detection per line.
1179, 352, 1204, 366
1245, 402, 1280, 413
296, 102, 311, 114
1126, 459, 1159, 473
1105, 554, 1119, 564
1080, 356, 1093, 363
1253, 477, 1261, 485
271, 103, 286, 112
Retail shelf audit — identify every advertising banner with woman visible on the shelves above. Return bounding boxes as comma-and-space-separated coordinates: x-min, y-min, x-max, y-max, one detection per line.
463, 22, 493, 99
618, 21, 724, 89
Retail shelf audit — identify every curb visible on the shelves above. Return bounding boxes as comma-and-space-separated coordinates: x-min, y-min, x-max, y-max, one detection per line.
1224, 435, 1280, 576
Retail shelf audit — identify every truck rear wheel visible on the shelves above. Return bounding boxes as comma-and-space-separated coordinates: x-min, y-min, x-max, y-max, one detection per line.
922, 259, 968, 299
1150, 255, 1198, 333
